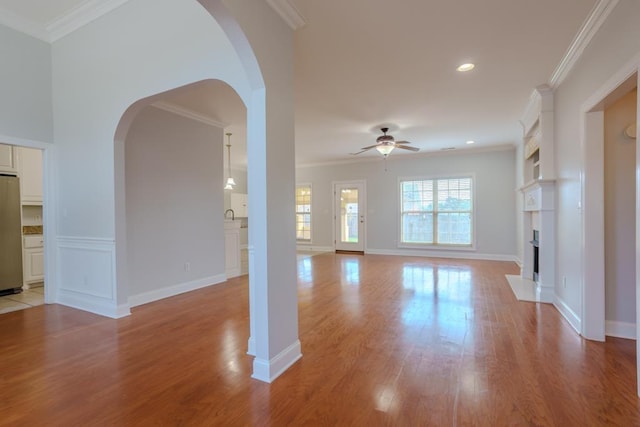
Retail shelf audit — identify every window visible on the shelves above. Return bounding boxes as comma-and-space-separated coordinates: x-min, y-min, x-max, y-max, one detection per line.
400, 177, 472, 246
296, 185, 312, 242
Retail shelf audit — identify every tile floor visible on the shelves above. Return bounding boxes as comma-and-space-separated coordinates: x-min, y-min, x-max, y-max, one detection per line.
0, 286, 45, 314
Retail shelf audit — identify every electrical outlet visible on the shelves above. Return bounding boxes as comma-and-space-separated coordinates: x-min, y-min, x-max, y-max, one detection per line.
562, 276, 567, 288
184, 262, 191, 272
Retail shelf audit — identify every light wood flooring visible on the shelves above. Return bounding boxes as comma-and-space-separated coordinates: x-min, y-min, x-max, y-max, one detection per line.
1, 253, 638, 425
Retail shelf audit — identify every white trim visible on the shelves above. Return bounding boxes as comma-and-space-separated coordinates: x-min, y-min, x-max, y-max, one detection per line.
365, 248, 518, 263
58, 289, 131, 318
296, 245, 333, 253
333, 180, 366, 252
265, 0, 306, 30
605, 320, 637, 340
554, 294, 582, 336
57, 236, 115, 244
0, 133, 51, 150
296, 144, 515, 169
295, 182, 313, 244
152, 102, 228, 128
128, 274, 226, 307
549, 0, 620, 89
47, 0, 132, 42
398, 174, 476, 249
251, 340, 302, 383
56, 236, 122, 317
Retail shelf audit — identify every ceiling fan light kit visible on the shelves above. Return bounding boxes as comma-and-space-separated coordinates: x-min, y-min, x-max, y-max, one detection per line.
351, 127, 420, 158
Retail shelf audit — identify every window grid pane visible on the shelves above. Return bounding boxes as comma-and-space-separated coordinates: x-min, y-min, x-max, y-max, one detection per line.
401, 177, 472, 246
296, 186, 312, 241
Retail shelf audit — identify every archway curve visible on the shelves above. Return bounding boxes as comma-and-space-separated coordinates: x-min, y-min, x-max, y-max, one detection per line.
113, 78, 247, 310
107, 0, 299, 383
111, 0, 264, 311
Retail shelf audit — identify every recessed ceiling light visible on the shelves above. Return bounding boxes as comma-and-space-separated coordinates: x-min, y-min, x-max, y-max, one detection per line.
457, 63, 475, 72
466, 140, 475, 144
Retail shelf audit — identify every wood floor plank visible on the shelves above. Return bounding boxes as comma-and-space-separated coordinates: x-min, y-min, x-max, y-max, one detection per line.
1, 253, 638, 426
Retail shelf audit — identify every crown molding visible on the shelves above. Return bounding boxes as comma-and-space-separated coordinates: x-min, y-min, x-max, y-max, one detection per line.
47, 0, 132, 42
0, 6, 49, 41
152, 101, 228, 129
296, 144, 515, 169
520, 0, 618, 136
548, 0, 619, 89
266, 0, 306, 30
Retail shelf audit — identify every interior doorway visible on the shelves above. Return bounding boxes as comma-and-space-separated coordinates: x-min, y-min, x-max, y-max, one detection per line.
581, 69, 639, 396
334, 181, 366, 252
603, 88, 637, 340
0, 143, 47, 314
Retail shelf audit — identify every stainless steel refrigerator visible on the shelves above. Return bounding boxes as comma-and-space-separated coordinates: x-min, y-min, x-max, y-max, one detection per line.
0, 174, 23, 293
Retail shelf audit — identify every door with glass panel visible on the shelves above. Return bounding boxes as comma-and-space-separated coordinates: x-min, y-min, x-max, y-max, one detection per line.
334, 181, 365, 252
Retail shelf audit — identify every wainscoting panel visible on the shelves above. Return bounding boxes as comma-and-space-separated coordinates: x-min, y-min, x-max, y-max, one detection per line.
56, 236, 122, 318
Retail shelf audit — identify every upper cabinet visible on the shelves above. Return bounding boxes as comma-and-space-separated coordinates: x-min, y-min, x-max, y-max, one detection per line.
230, 193, 248, 217
0, 144, 16, 174
16, 147, 43, 205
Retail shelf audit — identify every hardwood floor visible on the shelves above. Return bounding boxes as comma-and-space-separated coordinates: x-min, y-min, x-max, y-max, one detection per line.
1, 253, 638, 426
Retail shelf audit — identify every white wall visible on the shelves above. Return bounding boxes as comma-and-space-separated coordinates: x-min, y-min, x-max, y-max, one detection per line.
296, 148, 517, 259
515, 140, 524, 265
0, 24, 52, 142
604, 89, 637, 325
125, 106, 225, 303
554, 0, 640, 320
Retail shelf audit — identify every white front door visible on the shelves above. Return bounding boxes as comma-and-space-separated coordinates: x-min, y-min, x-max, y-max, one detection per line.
334, 181, 365, 252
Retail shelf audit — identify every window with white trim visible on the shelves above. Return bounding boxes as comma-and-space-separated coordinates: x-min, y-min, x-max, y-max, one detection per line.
296, 185, 312, 242
400, 177, 473, 246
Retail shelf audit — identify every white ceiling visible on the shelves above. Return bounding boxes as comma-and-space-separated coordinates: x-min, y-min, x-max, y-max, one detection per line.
0, 0, 601, 167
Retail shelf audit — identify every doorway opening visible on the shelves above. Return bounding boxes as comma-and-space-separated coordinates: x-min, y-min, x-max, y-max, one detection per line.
0, 143, 47, 314
333, 181, 366, 253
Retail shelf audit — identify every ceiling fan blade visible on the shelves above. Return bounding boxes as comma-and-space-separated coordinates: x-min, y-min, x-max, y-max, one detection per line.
395, 140, 411, 144
349, 144, 378, 155
350, 146, 376, 155
396, 145, 420, 152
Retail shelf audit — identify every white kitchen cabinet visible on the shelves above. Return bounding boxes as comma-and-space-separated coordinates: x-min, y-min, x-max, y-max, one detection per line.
230, 193, 248, 217
16, 147, 43, 205
23, 235, 44, 285
0, 143, 16, 174
224, 220, 241, 278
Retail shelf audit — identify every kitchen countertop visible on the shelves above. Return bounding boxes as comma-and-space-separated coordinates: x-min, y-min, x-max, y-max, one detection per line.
23, 226, 43, 235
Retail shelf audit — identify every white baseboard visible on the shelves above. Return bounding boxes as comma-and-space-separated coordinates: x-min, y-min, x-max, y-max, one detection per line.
553, 295, 581, 334
605, 320, 637, 340
128, 274, 226, 308
296, 245, 334, 253
365, 248, 518, 263
57, 288, 131, 319
252, 340, 302, 383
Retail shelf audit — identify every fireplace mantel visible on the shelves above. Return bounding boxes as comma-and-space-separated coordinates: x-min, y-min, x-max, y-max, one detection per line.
521, 179, 555, 212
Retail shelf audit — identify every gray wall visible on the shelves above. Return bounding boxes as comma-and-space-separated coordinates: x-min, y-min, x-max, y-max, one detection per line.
0, 24, 52, 142
554, 0, 640, 318
604, 89, 637, 324
296, 148, 517, 259
125, 106, 224, 298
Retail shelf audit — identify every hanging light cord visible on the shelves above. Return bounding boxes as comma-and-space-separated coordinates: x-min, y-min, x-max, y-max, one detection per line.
226, 133, 232, 182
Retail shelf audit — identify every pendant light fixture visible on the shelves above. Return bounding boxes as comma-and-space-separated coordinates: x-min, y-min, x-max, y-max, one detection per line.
224, 132, 236, 190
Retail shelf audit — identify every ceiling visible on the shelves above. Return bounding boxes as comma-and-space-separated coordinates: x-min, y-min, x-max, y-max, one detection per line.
0, 0, 601, 167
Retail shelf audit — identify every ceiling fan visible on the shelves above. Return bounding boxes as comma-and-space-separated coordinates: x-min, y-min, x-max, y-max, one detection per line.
351, 127, 420, 157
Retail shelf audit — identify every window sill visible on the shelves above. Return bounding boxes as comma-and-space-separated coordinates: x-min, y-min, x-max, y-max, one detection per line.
398, 243, 475, 252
